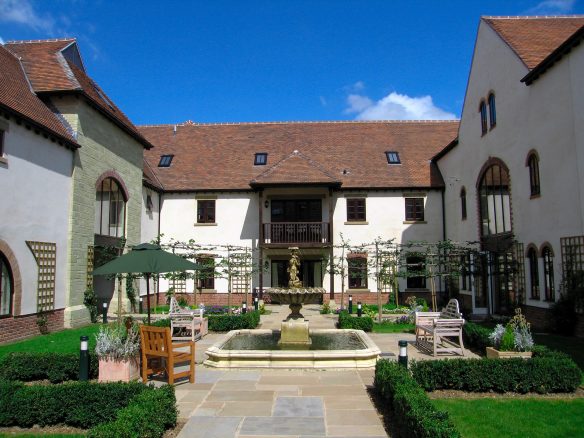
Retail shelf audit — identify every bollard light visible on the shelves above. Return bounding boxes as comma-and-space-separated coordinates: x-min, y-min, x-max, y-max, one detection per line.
102, 301, 108, 324
357, 301, 362, 317
254, 296, 259, 311
139, 296, 143, 314
242, 301, 247, 314
79, 335, 89, 381
398, 340, 408, 368
348, 295, 353, 314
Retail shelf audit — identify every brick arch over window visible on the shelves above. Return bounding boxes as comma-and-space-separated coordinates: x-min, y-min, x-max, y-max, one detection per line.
95, 170, 130, 202
0, 240, 22, 316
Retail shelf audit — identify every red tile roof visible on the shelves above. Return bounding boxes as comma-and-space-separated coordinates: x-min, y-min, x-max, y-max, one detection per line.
143, 159, 164, 191
0, 44, 78, 148
5, 39, 153, 149
483, 16, 584, 69
140, 121, 458, 191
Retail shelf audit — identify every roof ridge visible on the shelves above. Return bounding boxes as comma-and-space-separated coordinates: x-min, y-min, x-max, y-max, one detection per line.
482, 15, 584, 20
5, 38, 77, 44
139, 119, 460, 128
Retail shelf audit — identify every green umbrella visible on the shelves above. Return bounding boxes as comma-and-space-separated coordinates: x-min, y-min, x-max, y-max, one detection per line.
92, 243, 199, 323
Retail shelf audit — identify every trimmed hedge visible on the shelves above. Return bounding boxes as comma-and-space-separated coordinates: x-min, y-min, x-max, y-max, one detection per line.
461, 321, 492, 353
208, 310, 260, 331
411, 354, 581, 394
374, 360, 460, 438
88, 384, 177, 438
0, 352, 99, 383
338, 311, 373, 332
0, 381, 147, 428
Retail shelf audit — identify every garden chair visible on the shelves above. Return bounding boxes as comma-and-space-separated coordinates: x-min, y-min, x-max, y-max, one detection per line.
415, 298, 465, 357
168, 297, 208, 341
139, 325, 195, 384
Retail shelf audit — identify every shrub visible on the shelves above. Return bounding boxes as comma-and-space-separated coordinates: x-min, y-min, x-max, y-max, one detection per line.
148, 318, 171, 327
0, 352, 99, 383
374, 360, 460, 438
95, 325, 140, 361
208, 310, 260, 331
320, 303, 332, 314
462, 322, 492, 352
338, 311, 373, 331
411, 355, 581, 394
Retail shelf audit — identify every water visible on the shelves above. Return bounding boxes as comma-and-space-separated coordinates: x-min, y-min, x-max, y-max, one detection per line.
221, 332, 367, 351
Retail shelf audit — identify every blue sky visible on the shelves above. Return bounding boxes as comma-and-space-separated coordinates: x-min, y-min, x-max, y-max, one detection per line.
1, 0, 583, 124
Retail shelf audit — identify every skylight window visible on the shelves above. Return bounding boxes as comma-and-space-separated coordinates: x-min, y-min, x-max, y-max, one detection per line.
254, 152, 268, 165
385, 151, 400, 164
158, 154, 174, 167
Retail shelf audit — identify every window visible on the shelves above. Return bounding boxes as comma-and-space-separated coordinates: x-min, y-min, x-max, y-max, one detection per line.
146, 194, 153, 213
542, 246, 555, 301
0, 253, 13, 317
254, 153, 267, 165
488, 93, 496, 129
158, 155, 174, 167
527, 153, 540, 196
348, 254, 368, 289
346, 198, 366, 222
197, 200, 216, 223
479, 100, 487, 135
95, 177, 126, 237
460, 187, 467, 220
385, 151, 400, 164
478, 162, 512, 238
196, 257, 215, 289
528, 247, 540, 299
406, 255, 426, 289
0, 129, 5, 157
405, 198, 424, 221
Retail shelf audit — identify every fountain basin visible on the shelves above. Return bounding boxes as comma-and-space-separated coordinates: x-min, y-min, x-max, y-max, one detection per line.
204, 329, 381, 369
267, 287, 325, 305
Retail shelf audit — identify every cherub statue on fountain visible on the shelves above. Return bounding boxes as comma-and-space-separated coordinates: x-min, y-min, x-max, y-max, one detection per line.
287, 247, 303, 288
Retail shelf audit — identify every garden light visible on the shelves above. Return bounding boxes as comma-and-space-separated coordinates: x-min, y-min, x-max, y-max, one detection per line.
348, 295, 353, 314
254, 296, 259, 311
398, 340, 408, 368
79, 335, 89, 381
242, 301, 247, 314
102, 301, 108, 324
357, 301, 362, 317
139, 296, 143, 314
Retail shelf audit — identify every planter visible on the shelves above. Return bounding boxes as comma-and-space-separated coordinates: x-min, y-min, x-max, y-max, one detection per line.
486, 347, 533, 359
98, 356, 140, 382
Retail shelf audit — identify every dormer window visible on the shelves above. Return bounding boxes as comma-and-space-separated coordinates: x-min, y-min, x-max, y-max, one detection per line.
158, 154, 174, 167
254, 153, 267, 165
385, 151, 400, 164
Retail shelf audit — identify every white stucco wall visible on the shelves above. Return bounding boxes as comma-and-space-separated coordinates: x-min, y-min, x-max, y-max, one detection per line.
0, 120, 73, 315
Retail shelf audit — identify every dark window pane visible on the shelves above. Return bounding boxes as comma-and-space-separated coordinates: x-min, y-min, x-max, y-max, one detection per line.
347, 198, 366, 221
488, 94, 496, 128
543, 247, 554, 301
197, 200, 216, 223
158, 155, 173, 167
480, 101, 487, 135
461, 188, 467, 220
254, 153, 267, 165
528, 248, 540, 299
385, 151, 400, 164
348, 256, 368, 289
405, 198, 424, 221
406, 255, 426, 289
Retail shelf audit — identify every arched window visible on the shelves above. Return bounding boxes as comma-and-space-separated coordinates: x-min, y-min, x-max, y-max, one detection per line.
0, 252, 13, 317
527, 246, 539, 299
95, 177, 127, 238
488, 93, 496, 129
460, 187, 467, 220
527, 152, 540, 197
478, 162, 512, 238
542, 246, 555, 301
479, 100, 487, 135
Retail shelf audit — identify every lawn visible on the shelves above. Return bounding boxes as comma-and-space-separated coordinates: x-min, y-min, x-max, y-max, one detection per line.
0, 324, 102, 359
372, 322, 415, 333
433, 398, 584, 438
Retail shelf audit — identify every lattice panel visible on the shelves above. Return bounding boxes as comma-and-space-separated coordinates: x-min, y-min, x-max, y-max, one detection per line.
561, 236, 584, 313
87, 245, 94, 289
231, 252, 252, 294
171, 277, 187, 294
26, 241, 57, 312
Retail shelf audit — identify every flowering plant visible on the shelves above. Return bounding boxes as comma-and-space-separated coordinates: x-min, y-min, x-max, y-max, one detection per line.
489, 308, 534, 352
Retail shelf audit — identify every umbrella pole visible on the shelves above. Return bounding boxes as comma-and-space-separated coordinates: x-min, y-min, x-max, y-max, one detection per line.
146, 273, 151, 324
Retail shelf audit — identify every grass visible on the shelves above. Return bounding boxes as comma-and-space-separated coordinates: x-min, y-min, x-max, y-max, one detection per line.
433, 398, 584, 438
0, 324, 102, 359
372, 322, 415, 333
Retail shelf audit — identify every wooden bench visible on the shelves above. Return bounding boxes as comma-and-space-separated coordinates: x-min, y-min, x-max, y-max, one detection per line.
169, 297, 208, 342
139, 325, 195, 384
415, 299, 465, 357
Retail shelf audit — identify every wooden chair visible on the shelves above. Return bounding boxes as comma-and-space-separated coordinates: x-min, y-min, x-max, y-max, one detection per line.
415, 299, 465, 357
139, 325, 195, 384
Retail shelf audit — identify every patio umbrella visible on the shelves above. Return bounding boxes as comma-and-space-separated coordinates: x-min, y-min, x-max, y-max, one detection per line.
92, 243, 199, 323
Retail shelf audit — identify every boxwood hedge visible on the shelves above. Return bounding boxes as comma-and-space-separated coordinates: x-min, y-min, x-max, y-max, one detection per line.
0, 352, 99, 383
338, 311, 373, 332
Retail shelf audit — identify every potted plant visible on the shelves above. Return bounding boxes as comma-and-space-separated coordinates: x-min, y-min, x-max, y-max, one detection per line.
486, 308, 534, 359
95, 325, 141, 382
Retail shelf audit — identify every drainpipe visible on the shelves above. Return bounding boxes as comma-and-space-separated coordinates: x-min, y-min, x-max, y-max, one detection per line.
156, 191, 162, 300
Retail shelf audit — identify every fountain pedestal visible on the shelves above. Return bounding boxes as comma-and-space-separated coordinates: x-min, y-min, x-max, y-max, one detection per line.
279, 319, 311, 348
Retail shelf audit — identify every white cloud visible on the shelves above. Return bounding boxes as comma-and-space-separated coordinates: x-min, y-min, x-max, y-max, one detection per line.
0, 36, 4, 45
527, 0, 575, 14
0, 0, 54, 33
345, 91, 457, 121
343, 80, 366, 93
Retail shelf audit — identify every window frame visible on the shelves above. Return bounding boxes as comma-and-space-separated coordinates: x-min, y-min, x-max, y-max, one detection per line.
488, 93, 496, 129
479, 100, 487, 135
542, 246, 555, 301
0, 252, 14, 318
158, 154, 174, 167
478, 162, 512, 238
95, 177, 127, 238
527, 153, 541, 197
197, 199, 216, 224
385, 151, 401, 164
405, 197, 424, 222
348, 255, 368, 289
346, 198, 366, 222
254, 153, 268, 166
528, 247, 540, 299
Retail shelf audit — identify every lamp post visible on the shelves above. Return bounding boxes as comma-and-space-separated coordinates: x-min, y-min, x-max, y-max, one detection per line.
102, 301, 108, 324
357, 301, 362, 317
254, 296, 259, 311
242, 301, 247, 314
139, 296, 143, 314
79, 335, 89, 381
398, 340, 408, 368
348, 295, 353, 314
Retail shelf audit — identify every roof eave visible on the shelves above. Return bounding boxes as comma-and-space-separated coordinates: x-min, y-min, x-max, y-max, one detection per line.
249, 181, 342, 189
432, 137, 459, 162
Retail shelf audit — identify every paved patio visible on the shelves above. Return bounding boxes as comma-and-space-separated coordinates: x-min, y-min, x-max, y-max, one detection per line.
165, 304, 478, 437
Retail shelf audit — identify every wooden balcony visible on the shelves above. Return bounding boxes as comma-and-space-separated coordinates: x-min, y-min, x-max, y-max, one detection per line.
262, 222, 330, 245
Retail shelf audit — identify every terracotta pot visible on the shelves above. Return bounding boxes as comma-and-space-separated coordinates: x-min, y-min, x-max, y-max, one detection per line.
486, 347, 533, 359
98, 356, 140, 382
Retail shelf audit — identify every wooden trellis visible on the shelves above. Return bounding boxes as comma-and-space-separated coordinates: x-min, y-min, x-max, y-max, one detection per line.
560, 235, 584, 313
171, 277, 187, 294
26, 241, 57, 312
87, 245, 94, 289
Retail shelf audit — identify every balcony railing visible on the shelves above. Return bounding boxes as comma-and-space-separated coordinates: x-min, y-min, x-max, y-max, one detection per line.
262, 222, 330, 245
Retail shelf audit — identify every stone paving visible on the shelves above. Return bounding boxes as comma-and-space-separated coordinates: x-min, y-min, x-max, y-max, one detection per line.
165, 304, 479, 437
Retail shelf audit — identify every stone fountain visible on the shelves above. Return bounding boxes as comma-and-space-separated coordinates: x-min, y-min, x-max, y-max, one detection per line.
266, 247, 325, 348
